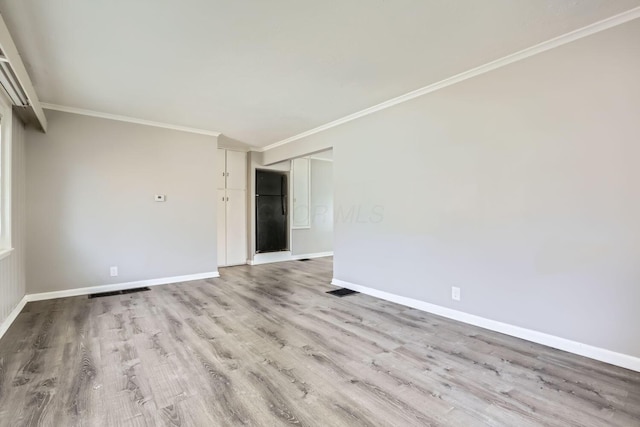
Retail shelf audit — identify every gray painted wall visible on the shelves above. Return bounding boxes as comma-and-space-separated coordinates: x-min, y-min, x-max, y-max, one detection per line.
277, 19, 640, 357
26, 110, 218, 293
0, 116, 26, 325
291, 159, 333, 255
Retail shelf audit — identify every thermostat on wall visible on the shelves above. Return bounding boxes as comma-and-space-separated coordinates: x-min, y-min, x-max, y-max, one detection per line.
155, 195, 166, 202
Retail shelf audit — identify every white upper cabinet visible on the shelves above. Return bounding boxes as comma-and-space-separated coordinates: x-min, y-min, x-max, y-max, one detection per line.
292, 157, 310, 229
226, 150, 247, 190
218, 149, 247, 190
217, 148, 227, 189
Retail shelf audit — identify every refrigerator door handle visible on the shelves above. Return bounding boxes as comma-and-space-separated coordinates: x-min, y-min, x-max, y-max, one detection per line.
281, 175, 287, 216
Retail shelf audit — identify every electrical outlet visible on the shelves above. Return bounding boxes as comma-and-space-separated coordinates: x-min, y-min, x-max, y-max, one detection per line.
110, 266, 118, 277
451, 286, 461, 301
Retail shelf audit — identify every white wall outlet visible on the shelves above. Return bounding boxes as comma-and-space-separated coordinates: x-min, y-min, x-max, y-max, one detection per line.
110, 266, 118, 277
451, 286, 461, 301
155, 195, 166, 202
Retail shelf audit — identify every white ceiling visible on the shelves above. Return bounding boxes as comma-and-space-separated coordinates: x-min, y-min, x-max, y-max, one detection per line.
0, 1, 638, 147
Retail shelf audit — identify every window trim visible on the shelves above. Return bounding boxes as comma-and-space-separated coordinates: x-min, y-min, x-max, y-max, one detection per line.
0, 90, 13, 260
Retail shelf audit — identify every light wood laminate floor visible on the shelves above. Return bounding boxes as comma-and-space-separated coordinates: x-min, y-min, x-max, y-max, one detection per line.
0, 257, 639, 426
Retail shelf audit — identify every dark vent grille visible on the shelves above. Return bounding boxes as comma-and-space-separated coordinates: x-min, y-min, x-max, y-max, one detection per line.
89, 287, 150, 299
326, 288, 359, 297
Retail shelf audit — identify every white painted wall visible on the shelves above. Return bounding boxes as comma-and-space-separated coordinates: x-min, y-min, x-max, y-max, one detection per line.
26, 110, 219, 293
277, 19, 640, 358
0, 116, 26, 326
291, 159, 333, 256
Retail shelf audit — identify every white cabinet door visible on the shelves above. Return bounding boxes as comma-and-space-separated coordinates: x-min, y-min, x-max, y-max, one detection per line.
226, 151, 247, 190
292, 158, 310, 228
225, 189, 247, 265
217, 189, 227, 266
217, 149, 247, 266
217, 149, 227, 190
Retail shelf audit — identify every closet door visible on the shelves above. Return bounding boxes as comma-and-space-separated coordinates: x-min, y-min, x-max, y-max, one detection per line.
226, 150, 247, 190
217, 149, 227, 189
225, 189, 247, 265
217, 189, 227, 266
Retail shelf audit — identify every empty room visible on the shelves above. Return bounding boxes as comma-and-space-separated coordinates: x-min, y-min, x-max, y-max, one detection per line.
0, 1, 639, 426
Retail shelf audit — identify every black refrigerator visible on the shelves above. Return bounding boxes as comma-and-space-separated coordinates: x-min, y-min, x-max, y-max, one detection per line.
255, 170, 288, 253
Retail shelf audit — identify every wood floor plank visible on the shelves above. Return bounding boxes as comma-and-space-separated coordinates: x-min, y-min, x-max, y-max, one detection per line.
0, 257, 639, 426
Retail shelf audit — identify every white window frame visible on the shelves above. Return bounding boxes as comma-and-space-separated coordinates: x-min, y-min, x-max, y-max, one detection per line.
0, 90, 13, 260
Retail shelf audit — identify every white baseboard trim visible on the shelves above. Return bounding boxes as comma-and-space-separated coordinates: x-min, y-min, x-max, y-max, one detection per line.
0, 295, 28, 341
27, 271, 220, 302
292, 251, 334, 260
249, 251, 293, 265
219, 262, 248, 267
249, 251, 333, 265
331, 278, 640, 373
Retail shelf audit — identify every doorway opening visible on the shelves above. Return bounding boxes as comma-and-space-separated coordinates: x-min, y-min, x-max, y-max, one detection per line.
255, 169, 289, 253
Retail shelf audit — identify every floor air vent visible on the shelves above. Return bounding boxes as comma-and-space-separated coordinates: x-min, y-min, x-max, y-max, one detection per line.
326, 288, 359, 297
89, 287, 151, 299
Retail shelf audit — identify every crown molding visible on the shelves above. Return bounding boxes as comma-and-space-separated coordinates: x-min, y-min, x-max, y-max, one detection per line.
41, 103, 221, 137
259, 6, 640, 153
308, 156, 333, 162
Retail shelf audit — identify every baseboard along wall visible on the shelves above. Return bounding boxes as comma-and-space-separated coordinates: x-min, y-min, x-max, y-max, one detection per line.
331, 278, 640, 373
5, 269, 636, 373
0, 296, 28, 340
0, 271, 220, 340
248, 251, 333, 266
